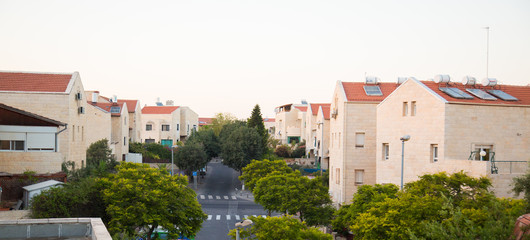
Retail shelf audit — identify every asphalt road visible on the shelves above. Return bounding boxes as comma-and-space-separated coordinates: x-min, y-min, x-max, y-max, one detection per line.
193, 160, 268, 240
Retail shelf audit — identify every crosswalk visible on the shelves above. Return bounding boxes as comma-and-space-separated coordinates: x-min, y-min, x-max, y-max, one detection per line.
198, 195, 239, 200
206, 214, 268, 221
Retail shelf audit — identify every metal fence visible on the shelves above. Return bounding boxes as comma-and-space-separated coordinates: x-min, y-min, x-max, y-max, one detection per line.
492, 161, 529, 174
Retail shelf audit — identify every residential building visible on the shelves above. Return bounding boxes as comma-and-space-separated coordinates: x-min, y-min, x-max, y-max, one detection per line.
118, 99, 142, 143
274, 103, 308, 144
141, 106, 181, 146
199, 117, 213, 129
376, 76, 530, 198
0, 71, 88, 171
328, 79, 398, 204
179, 106, 199, 141
315, 104, 331, 170
263, 118, 275, 136
0, 103, 66, 173
305, 103, 330, 159
84, 91, 111, 148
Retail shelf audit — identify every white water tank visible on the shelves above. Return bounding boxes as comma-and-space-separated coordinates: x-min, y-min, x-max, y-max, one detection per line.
397, 77, 408, 84
482, 78, 497, 87
365, 76, 379, 84
462, 76, 476, 85
434, 74, 451, 83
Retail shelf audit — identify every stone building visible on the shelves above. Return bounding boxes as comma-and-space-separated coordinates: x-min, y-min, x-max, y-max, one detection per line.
274, 103, 308, 144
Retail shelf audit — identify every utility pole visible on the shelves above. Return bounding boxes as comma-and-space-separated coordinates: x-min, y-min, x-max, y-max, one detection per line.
484, 26, 490, 78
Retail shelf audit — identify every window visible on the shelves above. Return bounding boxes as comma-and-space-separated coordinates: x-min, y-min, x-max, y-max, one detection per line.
146, 124, 152, 131
474, 144, 493, 161
124, 137, 126, 145
145, 139, 155, 143
431, 144, 438, 162
411, 101, 416, 116
314, 137, 317, 147
162, 125, 170, 131
355, 133, 365, 148
0, 140, 24, 151
336, 168, 340, 184
403, 102, 408, 116
382, 143, 389, 160
72, 124, 75, 141
355, 170, 364, 185
177, 124, 180, 131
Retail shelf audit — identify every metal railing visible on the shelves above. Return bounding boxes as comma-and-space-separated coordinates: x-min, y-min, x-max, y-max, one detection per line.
468, 151, 528, 174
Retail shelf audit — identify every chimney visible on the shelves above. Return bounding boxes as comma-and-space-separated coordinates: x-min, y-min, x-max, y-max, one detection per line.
92, 91, 99, 103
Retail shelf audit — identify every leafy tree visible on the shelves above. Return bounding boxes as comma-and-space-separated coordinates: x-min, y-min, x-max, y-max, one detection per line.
239, 159, 293, 191
99, 162, 206, 239
86, 139, 116, 169
174, 141, 208, 177
219, 120, 247, 142
221, 125, 263, 173
247, 104, 268, 151
274, 145, 291, 158
291, 143, 306, 158
187, 128, 221, 160
254, 172, 333, 225
31, 177, 108, 222
211, 112, 237, 136
513, 170, 530, 211
228, 215, 332, 240
62, 139, 117, 181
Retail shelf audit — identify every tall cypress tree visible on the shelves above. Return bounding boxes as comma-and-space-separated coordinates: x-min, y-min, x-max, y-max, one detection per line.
248, 104, 268, 153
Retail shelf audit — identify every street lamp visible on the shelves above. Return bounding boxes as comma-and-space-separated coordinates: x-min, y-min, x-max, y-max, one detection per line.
400, 135, 411, 190
235, 219, 253, 240
171, 145, 179, 176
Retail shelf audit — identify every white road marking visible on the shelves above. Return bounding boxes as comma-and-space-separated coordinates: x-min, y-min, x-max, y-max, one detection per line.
235, 215, 240, 220
207, 215, 212, 220
262, 215, 266, 218
252, 215, 257, 217
216, 215, 221, 220
226, 215, 231, 220
231, 196, 237, 200
200, 195, 205, 199
244, 215, 248, 219
224, 196, 229, 200
208, 195, 213, 199
216, 196, 221, 200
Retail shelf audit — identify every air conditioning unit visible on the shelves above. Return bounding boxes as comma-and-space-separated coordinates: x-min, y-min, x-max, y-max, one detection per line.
331, 109, 338, 118
75, 92, 82, 100
78, 106, 85, 114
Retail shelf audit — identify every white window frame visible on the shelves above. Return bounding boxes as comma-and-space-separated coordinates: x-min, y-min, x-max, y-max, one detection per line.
355, 132, 365, 148
403, 102, 408, 116
411, 101, 416, 116
431, 144, 438, 162
355, 169, 364, 185
383, 143, 389, 160
161, 124, 170, 131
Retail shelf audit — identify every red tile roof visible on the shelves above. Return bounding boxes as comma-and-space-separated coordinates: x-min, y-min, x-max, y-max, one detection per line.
420, 81, 530, 106
342, 82, 398, 102
310, 103, 331, 116
88, 102, 126, 116
294, 106, 308, 112
141, 106, 180, 114
117, 99, 138, 113
321, 105, 331, 120
0, 72, 73, 92
199, 117, 213, 126
263, 118, 275, 122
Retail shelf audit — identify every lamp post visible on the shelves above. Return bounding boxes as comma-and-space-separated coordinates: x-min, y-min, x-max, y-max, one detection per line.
171, 145, 178, 176
400, 135, 411, 190
235, 219, 253, 240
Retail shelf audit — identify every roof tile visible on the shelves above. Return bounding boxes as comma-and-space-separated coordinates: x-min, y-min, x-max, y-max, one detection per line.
0, 72, 73, 92
141, 106, 180, 114
342, 82, 398, 102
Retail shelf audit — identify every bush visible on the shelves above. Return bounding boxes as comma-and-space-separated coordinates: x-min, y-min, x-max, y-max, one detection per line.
274, 145, 290, 158
290, 145, 305, 158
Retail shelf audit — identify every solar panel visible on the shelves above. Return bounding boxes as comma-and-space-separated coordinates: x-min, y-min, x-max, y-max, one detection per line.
363, 85, 383, 96
110, 106, 121, 113
439, 87, 474, 99
487, 90, 518, 101
465, 89, 497, 100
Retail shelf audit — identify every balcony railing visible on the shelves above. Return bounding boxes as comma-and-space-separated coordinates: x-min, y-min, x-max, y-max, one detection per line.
468, 151, 528, 174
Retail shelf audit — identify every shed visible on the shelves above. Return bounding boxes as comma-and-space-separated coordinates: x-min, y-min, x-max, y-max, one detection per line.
22, 180, 64, 209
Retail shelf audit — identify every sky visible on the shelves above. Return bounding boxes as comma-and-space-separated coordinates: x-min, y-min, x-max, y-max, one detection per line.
1, 0, 529, 119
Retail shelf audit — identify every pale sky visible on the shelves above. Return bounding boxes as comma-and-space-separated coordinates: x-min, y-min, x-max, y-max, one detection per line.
1, 0, 529, 118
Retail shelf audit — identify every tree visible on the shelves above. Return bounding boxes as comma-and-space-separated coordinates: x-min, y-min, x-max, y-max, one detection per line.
99, 162, 206, 239
247, 104, 268, 152
239, 159, 293, 191
253, 172, 333, 225
187, 128, 221, 160
211, 112, 237, 136
175, 142, 208, 177
513, 170, 530, 211
221, 125, 263, 173
227, 215, 332, 240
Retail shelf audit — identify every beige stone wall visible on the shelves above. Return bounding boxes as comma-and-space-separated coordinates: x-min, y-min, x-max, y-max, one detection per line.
274, 108, 304, 144
0, 152, 63, 174
180, 107, 199, 139
305, 109, 317, 157
0, 73, 87, 171
128, 102, 142, 143
329, 81, 346, 203
85, 104, 111, 147
315, 108, 330, 169
141, 110, 180, 144
111, 104, 129, 161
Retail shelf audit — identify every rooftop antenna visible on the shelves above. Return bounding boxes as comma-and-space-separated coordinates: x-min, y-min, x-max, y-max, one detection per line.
484, 26, 490, 78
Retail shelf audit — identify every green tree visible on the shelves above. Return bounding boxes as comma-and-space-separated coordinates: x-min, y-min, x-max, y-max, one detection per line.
86, 139, 115, 169
174, 141, 208, 177
239, 159, 293, 191
247, 104, 268, 152
228, 215, 332, 240
211, 112, 237, 136
99, 162, 206, 239
221, 125, 263, 173
254, 172, 333, 225
187, 128, 221, 160
513, 170, 530, 211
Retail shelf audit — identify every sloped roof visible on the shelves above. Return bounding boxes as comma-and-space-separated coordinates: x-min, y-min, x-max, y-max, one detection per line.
199, 117, 213, 126
310, 103, 331, 116
342, 82, 398, 102
420, 81, 530, 106
141, 106, 180, 114
320, 105, 331, 120
117, 99, 139, 113
294, 106, 308, 112
0, 103, 65, 126
0, 72, 74, 93
263, 118, 275, 122
88, 102, 126, 116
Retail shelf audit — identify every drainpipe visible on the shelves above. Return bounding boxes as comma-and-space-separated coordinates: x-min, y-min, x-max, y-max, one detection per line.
55, 124, 68, 152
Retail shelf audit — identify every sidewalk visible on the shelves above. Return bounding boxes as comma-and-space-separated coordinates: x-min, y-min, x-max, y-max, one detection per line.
234, 189, 255, 202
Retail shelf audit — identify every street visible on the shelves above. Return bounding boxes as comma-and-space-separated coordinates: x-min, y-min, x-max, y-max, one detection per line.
193, 160, 269, 240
